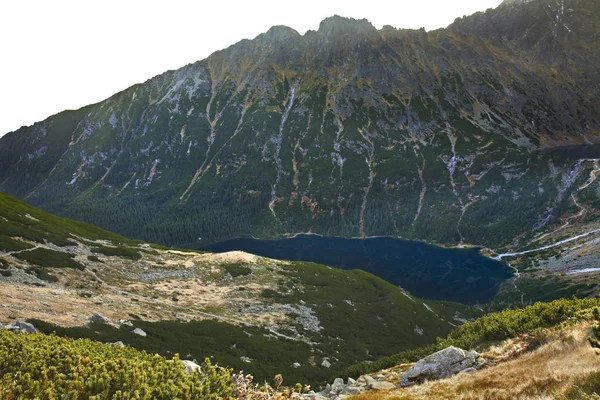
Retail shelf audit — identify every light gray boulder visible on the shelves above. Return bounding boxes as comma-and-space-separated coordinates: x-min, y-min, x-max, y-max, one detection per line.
181, 360, 201, 373
131, 328, 147, 337
340, 386, 363, 396
400, 346, 480, 387
370, 381, 395, 390
6, 321, 37, 334
331, 378, 345, 394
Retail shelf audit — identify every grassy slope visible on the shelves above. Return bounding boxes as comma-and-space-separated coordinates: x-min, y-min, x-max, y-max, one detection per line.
341, 297, 600, 379
0, 191, 142, 247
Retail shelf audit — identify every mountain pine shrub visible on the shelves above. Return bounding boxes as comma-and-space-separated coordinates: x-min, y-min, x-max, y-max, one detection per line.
0, 330, 232, 399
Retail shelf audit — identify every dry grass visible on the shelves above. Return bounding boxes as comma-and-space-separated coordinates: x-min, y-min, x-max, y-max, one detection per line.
350, 323, 600, 400
0, 245, 291, 328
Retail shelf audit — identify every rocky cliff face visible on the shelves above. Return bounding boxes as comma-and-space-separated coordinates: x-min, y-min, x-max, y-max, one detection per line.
1, 0, 599, 249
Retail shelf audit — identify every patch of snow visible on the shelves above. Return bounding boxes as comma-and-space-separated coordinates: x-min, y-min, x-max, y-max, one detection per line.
108, 112, 117, 130
25, 214, 40, 222
567, 268, 600, 275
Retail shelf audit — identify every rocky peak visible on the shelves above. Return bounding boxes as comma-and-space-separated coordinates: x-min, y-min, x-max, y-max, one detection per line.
260, 25, 301, 43
314, 15, 379, 46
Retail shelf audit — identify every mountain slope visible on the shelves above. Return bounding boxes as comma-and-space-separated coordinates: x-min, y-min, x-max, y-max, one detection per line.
1, 0, 600, 251
0, 191, 473, 384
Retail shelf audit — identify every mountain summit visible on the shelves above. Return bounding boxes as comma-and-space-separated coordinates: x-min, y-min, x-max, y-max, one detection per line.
0, 0, 599, 249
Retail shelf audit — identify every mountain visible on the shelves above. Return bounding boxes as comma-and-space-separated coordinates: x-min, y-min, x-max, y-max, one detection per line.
0, 191, 473, 384
1, 0, 599, 253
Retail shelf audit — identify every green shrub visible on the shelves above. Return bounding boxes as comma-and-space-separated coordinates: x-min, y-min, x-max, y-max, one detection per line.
0, 330, 232, 399
87, 255, 101, 262
222, 263, 252, 278
13, 248, 84, 270
27, 267, 59, 283
0, 235, 33, 252
91, 246, 141, 260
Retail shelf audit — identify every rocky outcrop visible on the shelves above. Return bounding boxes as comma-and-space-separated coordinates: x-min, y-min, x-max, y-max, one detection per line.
400, 346, 481, 387
88, 313, 110, 324
4, 321, 37, 334
301, 372, 398, 400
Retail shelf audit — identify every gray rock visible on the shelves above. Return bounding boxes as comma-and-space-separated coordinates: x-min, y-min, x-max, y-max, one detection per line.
341, 386, 363, 395
301, 394, 328, 400
364, 375, 377, 386
110, 341, 125, 347
181, 359, 201, 373
321, 359, 332, 368
292, 362, 301, 368
370, 381, 395, 390
317, 384, 331, 397
400, 346, 480, 387
331, 378, 345, 394
6, 321, 37, 334
131, 328, 147, 337
240, 356, 252, 363
88, 313, 110, 324
346, 378, 356, 386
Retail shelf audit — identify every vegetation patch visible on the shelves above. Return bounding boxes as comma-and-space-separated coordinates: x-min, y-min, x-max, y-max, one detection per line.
13, 248, 84, 270
0, 235, 33, 252
91, 245, 141, 260
26, 266, 59, 283
0, 330, 232, 399
222, 263, 252, 277
30, 319, 325, 386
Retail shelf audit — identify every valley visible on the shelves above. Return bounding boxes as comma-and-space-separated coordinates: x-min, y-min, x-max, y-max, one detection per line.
2, 0, 600, 397
0, 192, 473, 385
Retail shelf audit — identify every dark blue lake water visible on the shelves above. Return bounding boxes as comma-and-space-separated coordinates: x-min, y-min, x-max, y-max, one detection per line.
202, 235, 512, 305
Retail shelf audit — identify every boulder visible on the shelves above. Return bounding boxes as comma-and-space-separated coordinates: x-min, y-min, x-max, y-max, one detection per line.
321, 359, 332, 368
181, 360, 201, 373
400, 346, 480, 387
292, 362, 301, 368
6, 321, 37, 334
370, 381, 395, 390
301, 394, 328, 400
317, 384, 331, 397
364, 376, 377, 387
331, 378, 345, 394
131, 328, 147, 337
340, 386, 363, 396
110, 341, 125, 347
88, 313, 110, 324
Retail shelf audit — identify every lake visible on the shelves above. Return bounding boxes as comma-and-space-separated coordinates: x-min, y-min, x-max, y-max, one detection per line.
202, 235, 512, 305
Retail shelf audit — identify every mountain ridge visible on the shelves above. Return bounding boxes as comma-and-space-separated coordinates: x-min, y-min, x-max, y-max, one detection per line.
1, 0, 599, 252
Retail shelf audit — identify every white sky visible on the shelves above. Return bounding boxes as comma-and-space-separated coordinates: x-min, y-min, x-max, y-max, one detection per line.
0, 0, 503, 137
